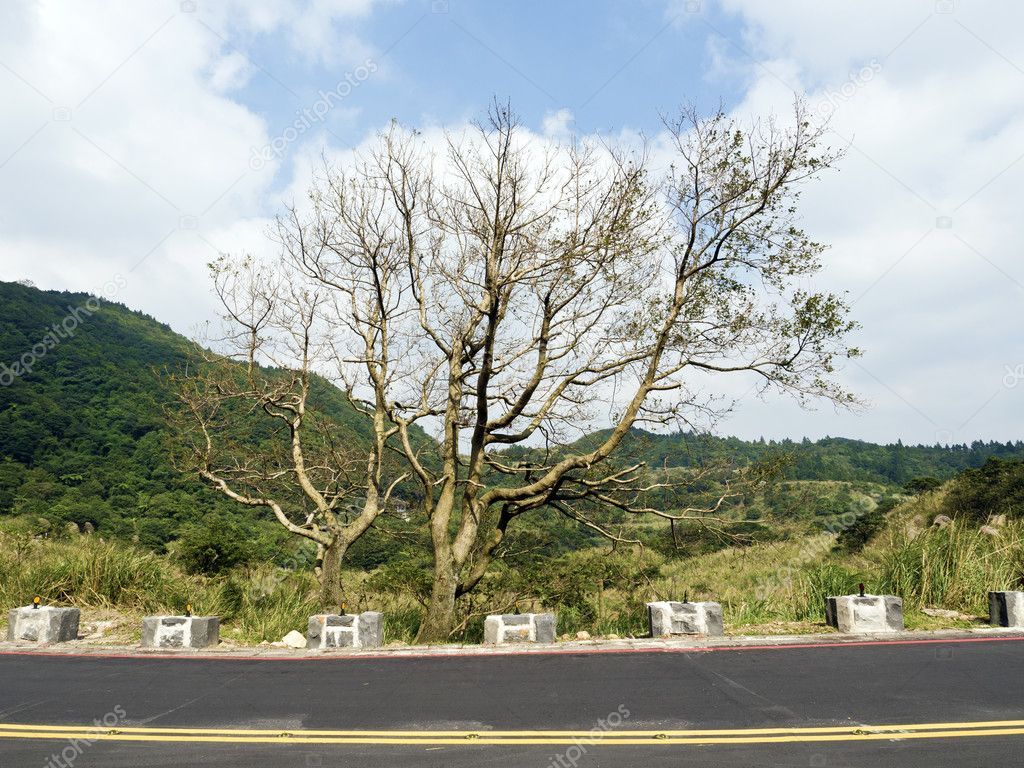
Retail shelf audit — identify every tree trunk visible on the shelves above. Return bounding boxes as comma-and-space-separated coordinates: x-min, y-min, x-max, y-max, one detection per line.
416, 559, 459, 643
319, 538, 346, 610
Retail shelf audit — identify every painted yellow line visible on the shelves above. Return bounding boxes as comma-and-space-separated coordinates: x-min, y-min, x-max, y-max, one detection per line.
1, 722, 1024, 746
0, 728, 1023, 746
2, 719, 1024, 738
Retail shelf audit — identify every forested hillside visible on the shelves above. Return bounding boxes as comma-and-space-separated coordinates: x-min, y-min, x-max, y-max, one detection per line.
567, 429, 1024, 486
0, 280, 375, 565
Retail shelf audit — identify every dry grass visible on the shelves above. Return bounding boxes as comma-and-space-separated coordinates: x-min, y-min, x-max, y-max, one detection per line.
3, 488, 1021, 644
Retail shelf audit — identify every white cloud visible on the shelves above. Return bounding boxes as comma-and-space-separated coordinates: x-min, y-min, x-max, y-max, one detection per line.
207, 0, 384, 67
700, 0, 1024, 444
541, 108, 574, 138
207, 51, 254, 92
0, 0, 388, 335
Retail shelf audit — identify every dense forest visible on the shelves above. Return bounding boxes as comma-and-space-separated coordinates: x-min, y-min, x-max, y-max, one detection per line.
562, 428, 1024, 486
3, 280, 1024, 569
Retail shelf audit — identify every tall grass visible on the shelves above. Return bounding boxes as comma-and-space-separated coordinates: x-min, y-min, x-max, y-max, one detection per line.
0, 531, 327, 642
877, 519, 1024, 614
792, 562, 865, 621
4, 510, 1023, 644
211, 567, 322, 643
554, 599, 649, 638
0, 534, 195, 613
380, 606, 421, 644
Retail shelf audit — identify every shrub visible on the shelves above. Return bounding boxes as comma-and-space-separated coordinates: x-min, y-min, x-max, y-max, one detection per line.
946, 458, 1024, 522
904, 476, 942, 495
175, 514, 269, 575
834, 496, 898, 553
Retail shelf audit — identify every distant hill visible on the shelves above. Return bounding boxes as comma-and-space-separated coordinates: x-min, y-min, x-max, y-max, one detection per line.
558, 429, 1024, 486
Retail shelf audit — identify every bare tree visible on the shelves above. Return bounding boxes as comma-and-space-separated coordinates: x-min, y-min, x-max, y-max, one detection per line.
178, 101, 858, 640
173, 256, 407, 607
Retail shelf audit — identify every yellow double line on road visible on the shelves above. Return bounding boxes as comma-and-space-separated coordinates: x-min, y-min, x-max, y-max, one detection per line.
2, 720, 1024, 746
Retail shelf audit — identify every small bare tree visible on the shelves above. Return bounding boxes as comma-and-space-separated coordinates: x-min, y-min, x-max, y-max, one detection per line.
174, 256, 407, 606
177, 101, 858, 640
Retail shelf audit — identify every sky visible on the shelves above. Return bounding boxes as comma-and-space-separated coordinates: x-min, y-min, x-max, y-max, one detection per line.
1, 0, 1022, 446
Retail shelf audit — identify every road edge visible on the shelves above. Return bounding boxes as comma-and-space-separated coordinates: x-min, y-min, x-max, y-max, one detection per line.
2, 627, 1023, 662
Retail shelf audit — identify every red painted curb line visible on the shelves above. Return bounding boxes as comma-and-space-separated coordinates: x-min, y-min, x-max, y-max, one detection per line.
1, 634, 1023, 663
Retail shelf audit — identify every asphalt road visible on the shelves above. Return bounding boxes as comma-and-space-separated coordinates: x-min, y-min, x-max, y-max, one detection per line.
2, 637, 1024, 767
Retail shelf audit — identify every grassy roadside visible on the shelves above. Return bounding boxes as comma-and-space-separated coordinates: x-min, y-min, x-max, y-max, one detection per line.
3, 488, 1020, 646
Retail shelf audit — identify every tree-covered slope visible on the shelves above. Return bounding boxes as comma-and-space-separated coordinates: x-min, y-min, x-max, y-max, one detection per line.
0, 280, 376, 556
545, 428, 1024, 486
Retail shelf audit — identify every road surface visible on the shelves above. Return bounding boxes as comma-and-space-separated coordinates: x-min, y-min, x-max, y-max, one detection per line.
2, 636, 1023, 766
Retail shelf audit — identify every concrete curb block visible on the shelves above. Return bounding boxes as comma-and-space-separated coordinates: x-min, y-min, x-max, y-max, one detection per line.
647, 601, 724, 637
989, 591, 1024, 627
141, 616, 220, 648
6, 606, 80, 643
483, 613, 556, 644
307, 612, 382, 649
825, 595, 903, 633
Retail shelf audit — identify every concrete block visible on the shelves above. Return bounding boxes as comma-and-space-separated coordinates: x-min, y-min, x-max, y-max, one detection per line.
359, 611, 383, 648
483, 615, 501, 645
534, 612, 556, 644
141, 615, 219, 648
306, 611, 383, 650
483, 613, 557, 645
989, 591, 1024, 627
647, 601, 723, 638
824, 596, 838, 628
825, 595, 903, 633
6, 605, 80, 643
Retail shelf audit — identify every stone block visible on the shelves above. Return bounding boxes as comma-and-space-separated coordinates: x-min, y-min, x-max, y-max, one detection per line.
306, 611, 382, 650
483, 615, 501, 645
989, 591, 1024, 627
359, 611, 383, 648
141, 615, 219, 648
7, 605, 80, 643
647, 601, 723, 638
534, 612, 556, 643
483, 613, 557, 645
825, 595, 903, 633
824, 596, 838, 628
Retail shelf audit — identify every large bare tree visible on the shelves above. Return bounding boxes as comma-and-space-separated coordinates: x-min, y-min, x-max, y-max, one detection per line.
178, 102, 858, 640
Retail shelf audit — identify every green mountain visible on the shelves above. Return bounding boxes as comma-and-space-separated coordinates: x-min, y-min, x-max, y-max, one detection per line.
0, 280, 377, 560
2, 280, 1022, 561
